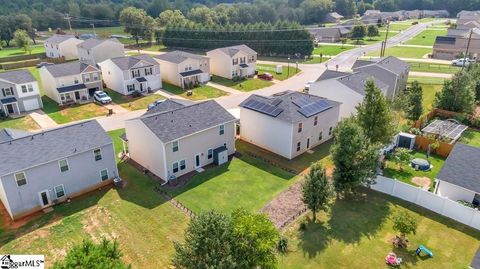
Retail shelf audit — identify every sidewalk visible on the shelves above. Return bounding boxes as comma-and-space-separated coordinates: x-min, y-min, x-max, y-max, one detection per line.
154, 89, 188, 100
29, 111, 58, 129
207, 82, 243, 95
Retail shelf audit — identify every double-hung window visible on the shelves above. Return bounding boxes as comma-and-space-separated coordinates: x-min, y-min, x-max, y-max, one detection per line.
207, 149, 213, 159
329, 127, 333, 136
94, 149, 102, 161
2, 87, 13, 96
15, 172, 27, 186
298, 123, 303, 133
314, 116, 318, 126
180, 160, 186, 170
173, 162, 179, 173
219, 125, 225, 135
55, 185, 65, 198
59, 159, 69, 172
21, 85, 28, 93
172, 141, 179, 152
319, 131, 323, 141
296, 142, 301, 152
100, 169, 109, 181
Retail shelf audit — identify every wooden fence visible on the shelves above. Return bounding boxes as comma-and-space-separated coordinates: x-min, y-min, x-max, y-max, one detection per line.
414, 135, 454, 157
413, 108, 461, 129
0, 52, 46, 63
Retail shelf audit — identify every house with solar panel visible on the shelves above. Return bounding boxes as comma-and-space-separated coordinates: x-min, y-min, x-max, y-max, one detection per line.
124, 99, 236, 181
239, 91, 340, 160
206, 45, 257, 79
98, 54, 162, 95
0, 70, 43, 116
433, 32, 480, 60
39, 62, 103, 105
154, 51, 210, 89
0, 120, 118, 220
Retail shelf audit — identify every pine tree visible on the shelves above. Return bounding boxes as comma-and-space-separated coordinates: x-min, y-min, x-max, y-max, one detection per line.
405, 81, 423, 121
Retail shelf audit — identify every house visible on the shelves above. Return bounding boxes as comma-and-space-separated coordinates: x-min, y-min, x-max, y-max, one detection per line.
99, 54, 162, 95
153, 50, 209, 89
309, 70, 389, 118
422, 10, 450, 18
239, 91, 340, 160
125, 99, 236, 181
44, 34, 83, 60
434, 143, 480, 207
325, 12, 344, 23
77, 38, 124, 65
206, 45, 257, 79
309, 28, 343, 43
405, 10, 423, 19
40, 62, 102, 105
433, 34, 480, 60
352, 56, 410, 99
0, 70, 43, 116
0, 120, 118, 220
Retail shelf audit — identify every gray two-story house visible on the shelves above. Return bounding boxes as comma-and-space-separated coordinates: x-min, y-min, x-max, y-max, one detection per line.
0, 120, 118, 220
0, 70, 43, 116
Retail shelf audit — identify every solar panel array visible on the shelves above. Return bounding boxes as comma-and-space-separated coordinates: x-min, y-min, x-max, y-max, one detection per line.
421, 119, 468, 140
242, 99, 284, 117
292, 97, 312, 108
271, 98, 283, 107
297, 100, 333, 118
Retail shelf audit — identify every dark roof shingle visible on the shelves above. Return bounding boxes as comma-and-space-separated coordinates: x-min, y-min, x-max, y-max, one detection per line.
109, 54, 158, 70
0, 70, 36, 84
44, 62, 98, 78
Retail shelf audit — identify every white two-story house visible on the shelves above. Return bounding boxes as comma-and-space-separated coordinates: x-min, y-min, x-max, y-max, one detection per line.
0, 70, 43, 116
240, 91, 340, 160
125, 99, 236, 181
39, 62, 103, 105
99, 54, 162, 95
77, 38, 125, 65
206, 44, 257, 79
44, 34, 83, 60
154, 50, 210, 89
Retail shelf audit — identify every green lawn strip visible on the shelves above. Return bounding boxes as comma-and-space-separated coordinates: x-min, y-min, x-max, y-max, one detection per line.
347, 31, 399, 45
280, 188, 480, 269
383, 150, 445, 187
405, 28, 448, 46
408, 75, 447, 85
41, 96, 109, 124
0, 45, 45, 58
256, 64, 300, 80
105, 89, 164, 111
459, 129, 480, 147
162, 82, 228, 100
419, 83, 443, 113
168, 155, 298, 213
408, 61, 459, 74
313, 45, 354, 56
210, 75, 273, 92
367, 46, 432, 58
72, 26, 126, 36
143, 45, 167, 52
0, 116, 40, 131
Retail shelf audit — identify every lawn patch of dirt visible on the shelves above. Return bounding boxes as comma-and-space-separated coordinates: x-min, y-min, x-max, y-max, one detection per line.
412, 176, 431, 190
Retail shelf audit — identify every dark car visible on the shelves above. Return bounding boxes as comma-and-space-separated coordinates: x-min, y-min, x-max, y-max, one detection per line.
258, 72, 273, 81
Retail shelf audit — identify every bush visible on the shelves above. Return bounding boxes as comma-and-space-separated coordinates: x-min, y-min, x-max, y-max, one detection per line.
299, 221, 307, 231
131, 91, 142, 98
409, 128, 421, 135
0, 110, 7, 120
277, 237, 289, 254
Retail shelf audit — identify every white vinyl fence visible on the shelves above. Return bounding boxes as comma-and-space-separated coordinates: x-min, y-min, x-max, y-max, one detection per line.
371, 176, 480, 230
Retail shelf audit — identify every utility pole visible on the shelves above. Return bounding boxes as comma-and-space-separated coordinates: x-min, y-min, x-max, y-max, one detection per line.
64, 14, 72, 31
462, 29, 473, 72
381, 20, 390, 57
91, 23, 96, 37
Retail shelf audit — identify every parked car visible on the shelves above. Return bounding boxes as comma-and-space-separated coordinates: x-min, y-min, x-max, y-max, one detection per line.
93, 91, 112, 104
258, 72, 273, 81
452, 58, 475, 67
36, 62, 54, 68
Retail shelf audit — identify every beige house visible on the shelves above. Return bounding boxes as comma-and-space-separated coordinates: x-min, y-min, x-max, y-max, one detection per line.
433, 35, 480, 60
125, 99, 236, 181
206, 45, 257, 79
154, 51, 209, 89
39, 62, 103, 105
239, 91, 340, 160
44, 34, 83, 60
77, 38, 124, 64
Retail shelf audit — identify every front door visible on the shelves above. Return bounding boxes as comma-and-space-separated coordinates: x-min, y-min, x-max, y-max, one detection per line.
140, 83, 144, 92
38, 190, 50, 208
195, 154, 201, 168
5, 104, 14, 114
307, 138, 310, 149
74, 91, 81, 100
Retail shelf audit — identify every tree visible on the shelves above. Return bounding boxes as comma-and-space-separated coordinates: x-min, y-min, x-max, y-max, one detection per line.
187, 6, 216, 26
331, 118, 380, 194
350, 24, 366, 43
340, 37, 347, 48
302, 163, 333, 222
392, 211, 418, 247
300, 0, 333, 24
52, 239, 130, 269
13, 29, 31, 53
147, 0, 170, 17
373, 0, 398, 11
119, 7, 155, 46
356, 79, 395, 145
367, 25, 379, 40
435, 72, 475, 114
405, 81, 423, 121
335, 0, 356, 18
0, 15, 15, 47
157, 10, 187, 27
394, 148, 412, 171
14, 14, 36, 45
356, 0, 374, 16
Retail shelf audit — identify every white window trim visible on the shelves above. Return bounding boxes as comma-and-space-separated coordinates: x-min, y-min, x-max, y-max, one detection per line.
179, 159, 186, 170
54, 184, 66, 199
100, 168, 109, 181
58, 159, 69, 172
94, 148, 102, 161
14, 171, 27, 186
172, 161, 179, 173
172, 141, 179, 152
207, 148, 213, 159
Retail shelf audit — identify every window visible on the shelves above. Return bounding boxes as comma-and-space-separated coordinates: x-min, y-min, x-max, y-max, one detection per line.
207, 149, 213, 159
59, 159, 69, 172
92, 73, 99, 81
296, 142, 301, 152
100, 169, 109, 181
173, 162, 179, 173
83, 74, 91, 82
15, 172, 27, 186
131, 69, 140, 78
21, 85, 28, 93
219, 125, 225, 135
127, 84, 135, 92
55, 185, 65, 198
172, 141, 179, 152
145, 67, 152, 76
314, 116, 318, 126
180, 160, 186, 170
28, 84, 33, 92
329, 126, 333, 136
74, 79, 79, 84
298, 123, 303, 133
2, 87, 13, 97
94, 149, 102, 161
319, 131, 323, 141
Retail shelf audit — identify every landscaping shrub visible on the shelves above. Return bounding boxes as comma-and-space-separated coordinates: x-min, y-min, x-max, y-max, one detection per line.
277, 237, 289, 254
299, 221, 307, 231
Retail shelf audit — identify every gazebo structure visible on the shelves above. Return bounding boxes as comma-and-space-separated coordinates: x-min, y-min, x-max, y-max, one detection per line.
421, 119, 468, 142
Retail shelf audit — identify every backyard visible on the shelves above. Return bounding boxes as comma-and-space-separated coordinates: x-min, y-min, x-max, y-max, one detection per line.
367, 46, 432, 59
105, 89, 164, 110
211, 75, 273, 92
459, 129, 480, 147
0, 45, 45, 58
0, 116, 39, 131
162, 82, 228, 100
41, 96, 109, 124
256, 64, 301, 81
405, 28, 448, 46
279, 188, 480, 269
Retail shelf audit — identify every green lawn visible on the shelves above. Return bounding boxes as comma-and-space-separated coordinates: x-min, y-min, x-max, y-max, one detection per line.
408, 76, 447, 85
0, 45, 45, 58
313, 45, 354, 56
0, 116, 39, 131
408, 62, 460, 74
105, 89, 164, 110
41, 96, 109, 124
280, 188, 480, 269
211, 75, 273, 92
368, 46, 432, 58
383, 150, 445, 188
406, 29, 448, 46
256, 64, 301, 80
459, 129, 480, 147
348, 31, 399, 45
420, 83, 443, 113
143, 45, 167, 52
162, 82, 228, 100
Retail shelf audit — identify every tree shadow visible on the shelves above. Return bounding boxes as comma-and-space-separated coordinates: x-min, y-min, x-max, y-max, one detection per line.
297, 217, 332, 259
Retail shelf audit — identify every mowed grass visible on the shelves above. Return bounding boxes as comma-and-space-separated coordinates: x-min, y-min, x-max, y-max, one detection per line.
280, 188, 480, 269
459, 129, 480, 147
313, 45, 354, 56
408, 76, 447, 85
211, 75, 273, 92
0, 116, 39, 131
408, 62, 460, 74
0, 45, 45, 58
41, 96, 109, 124
105, 89, 164, 111
406, 28, 448, 46
368, 46, 432, 58
162, 82, 228, 100
168, 155, 298, 213
256, 64, 301, 80
143, 45, 167, 52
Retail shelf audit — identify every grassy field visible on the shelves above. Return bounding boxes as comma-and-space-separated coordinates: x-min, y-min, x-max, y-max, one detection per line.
256, 64, 301, 80
105, 89, 164, 110
313, 45, 354, 56
0, 45, 45, 58
0, 116, 39, 131
406, 28, 448, 46
162, 83, 228, 100
348, 31, 399, 45
368, 46, 432, 58
408, 76, 447, 85
42, 96, 109, 124
280, 188, 480, 269
459, 129, 480, 147
211, 75, 273, 92
143, 45, 167, 52
420, 83, 443, 113
408, 62, 459, 74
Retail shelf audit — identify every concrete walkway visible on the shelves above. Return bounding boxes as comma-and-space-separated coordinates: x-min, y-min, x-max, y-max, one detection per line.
104, 103, 129, 114
207, 82, 243, 95
409, 71, 453, 78
29, 111, 58, 129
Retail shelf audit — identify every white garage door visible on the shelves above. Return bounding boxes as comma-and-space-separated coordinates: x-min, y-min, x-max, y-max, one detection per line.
23, 98, 40, 111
